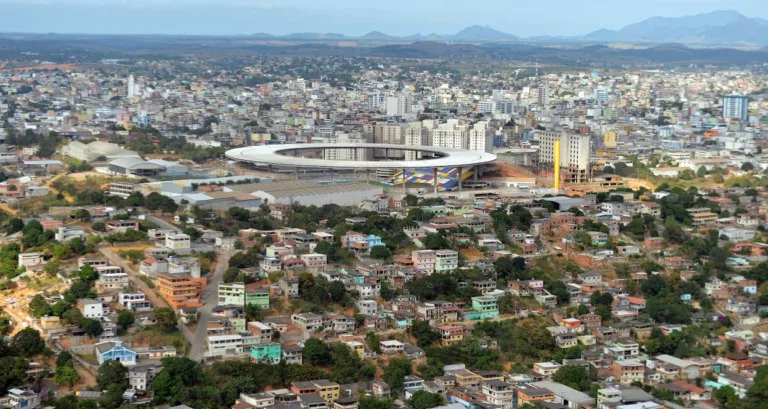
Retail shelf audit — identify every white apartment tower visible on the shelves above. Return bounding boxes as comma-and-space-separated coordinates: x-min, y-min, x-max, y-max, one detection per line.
127, 75, 137, 98
431, 120, 467, 150
323, 132, 370, 162
722, 95, 748, 122
536, 129, 591, 184
468, 122, 493, 153
404, 122, 430, 161
386, 94, 412, 117
374, 123, 405, 159
538, 85, 550, 107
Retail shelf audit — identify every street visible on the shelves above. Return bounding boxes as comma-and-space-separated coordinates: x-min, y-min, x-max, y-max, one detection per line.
187, 251, 230, 361
145, 215, 182, 233
100, 245, 168, 309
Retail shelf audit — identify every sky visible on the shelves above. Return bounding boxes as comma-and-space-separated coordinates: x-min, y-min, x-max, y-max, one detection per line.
0, 0, 767, 36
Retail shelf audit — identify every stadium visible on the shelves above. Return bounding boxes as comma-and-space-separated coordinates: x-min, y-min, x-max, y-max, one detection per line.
225, 144, 497, 193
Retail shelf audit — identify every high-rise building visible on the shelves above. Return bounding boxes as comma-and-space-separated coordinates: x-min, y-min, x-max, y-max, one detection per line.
603, 130, 617, 148
497, 101, 516, 115
404, 122, 429, 161
323, 132, 370, 162
468, 122, 493, 153
367, 93, 385, 111
385, 94, 412, 117
431, 120, 467, 150
594, 88, 609, 105
374, 123, 405, 159
536, 129, 591, 184
477, 100, 495, 113
538, 85, 550, 107
722, 95, 749, 121
127, 75, 137, 98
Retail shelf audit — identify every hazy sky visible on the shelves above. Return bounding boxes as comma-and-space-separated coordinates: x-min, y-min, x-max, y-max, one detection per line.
1, 0, 767, 36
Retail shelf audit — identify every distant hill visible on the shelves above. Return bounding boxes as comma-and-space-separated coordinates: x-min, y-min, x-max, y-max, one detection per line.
581, 10, 768, 45
451, 25, 518, 41
369, 41, 485, 58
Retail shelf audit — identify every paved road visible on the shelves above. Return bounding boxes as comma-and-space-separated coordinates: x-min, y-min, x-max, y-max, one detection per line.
100, 245, 168, 309
187, 252, 230, 361
146, 215, 182, 233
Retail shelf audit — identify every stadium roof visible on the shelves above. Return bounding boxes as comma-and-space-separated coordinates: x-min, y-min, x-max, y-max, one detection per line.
226, 144, 496, 170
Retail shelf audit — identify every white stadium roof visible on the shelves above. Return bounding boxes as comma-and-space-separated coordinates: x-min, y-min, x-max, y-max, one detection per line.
225, 144, 497, 170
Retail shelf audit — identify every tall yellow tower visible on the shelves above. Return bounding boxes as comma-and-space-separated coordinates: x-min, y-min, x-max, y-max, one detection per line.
553, 140, 561, 190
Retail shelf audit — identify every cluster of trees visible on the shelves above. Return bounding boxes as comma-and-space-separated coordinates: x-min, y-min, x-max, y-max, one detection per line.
28, 265, 107, 337
406, 273, 479, 303
140, 356, 378, 409
472, 317, 556, 361
111, 131, 227, 163
490, 204, 533, 242
301, 339, 375, 383
418, 337, 502, 380
641, 275, 696, 324
2, 128, 59, 157
53, 351, 80, 387
0, 327, 48, 395
296, 272, 356, 311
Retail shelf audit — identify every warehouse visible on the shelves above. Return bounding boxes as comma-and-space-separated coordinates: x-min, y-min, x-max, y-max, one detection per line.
108, 158, 164, 177
63, 141, 139, 162
246, 180, 383, 206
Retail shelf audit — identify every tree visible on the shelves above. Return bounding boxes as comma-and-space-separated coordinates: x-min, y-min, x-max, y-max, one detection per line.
97, 360, 128, 390
696, 166, 707, 178
223, 267, 241, 283
54, 366, 80, 387
72, 209, 91, 221
404, 194, 419, 206
78, 265, 98, 282
80, 318, 103, 337
0, 356, 29, 395
409, 320, 440, 348
423, 233, 450, 250
365, 331, 381, 353
314, 241, 333, 255
370, 245, 391, 260
69, 237, 86, 255
56, 351, 74, 368
6, 218, 23, 234
29, 295, 52, 317
91, 222, 106, 232
744, 365, 768, 409
99, 385, 125, 409
117, 310, 135, 330
407, 391, 444, 409
154, 308, 177, 331
382, 357, 412, 392
552, 365, 593, 392
11, 328, 45, 357
741, 162, 755, 171
329, 281, 347, 303
302, 338, 332, 366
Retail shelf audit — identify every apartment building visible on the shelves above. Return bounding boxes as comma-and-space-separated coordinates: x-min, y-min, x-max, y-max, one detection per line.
292, 312, 324, 332
412, 250, 437, 274
434, 250, 459, 272
165, 233, 191, 250
109, 182, 140, 198
536, 129, 591, 184
156, 273, 206, 310
611, 360, 645, 385
482, 380, 515, 408
689, 208, 718, 226
300, 253, 327, 273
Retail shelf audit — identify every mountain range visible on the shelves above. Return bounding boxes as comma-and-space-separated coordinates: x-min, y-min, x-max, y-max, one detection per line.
249, 11, 768, 46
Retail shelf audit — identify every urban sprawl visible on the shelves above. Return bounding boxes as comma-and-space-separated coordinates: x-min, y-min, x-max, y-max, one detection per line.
0, 56, 767, 409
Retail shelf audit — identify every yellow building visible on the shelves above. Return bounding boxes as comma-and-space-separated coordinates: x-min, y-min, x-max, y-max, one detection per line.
604, 130, 617, 148
312, 380, 340, 403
